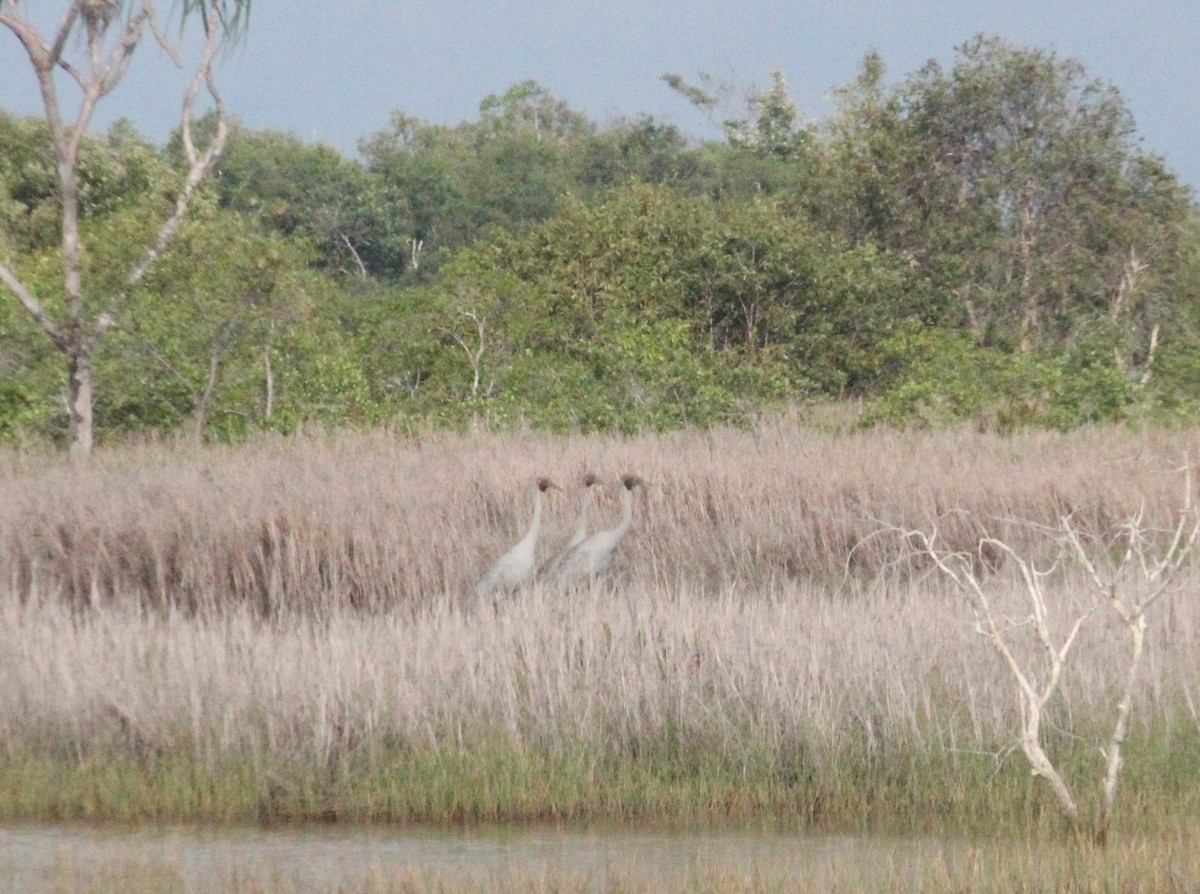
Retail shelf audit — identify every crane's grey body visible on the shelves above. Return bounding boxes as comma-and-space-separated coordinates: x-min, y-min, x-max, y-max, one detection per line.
552, 474, 642, 585
474, 477, 557, 605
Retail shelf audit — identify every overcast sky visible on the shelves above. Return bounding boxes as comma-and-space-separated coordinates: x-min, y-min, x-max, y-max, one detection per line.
2, 1, 1197, 192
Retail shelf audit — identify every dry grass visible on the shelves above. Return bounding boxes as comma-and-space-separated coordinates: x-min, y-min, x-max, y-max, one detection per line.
2, 418, 1200, 827
2, 417, 1198, 614
2, 574, 1198, 825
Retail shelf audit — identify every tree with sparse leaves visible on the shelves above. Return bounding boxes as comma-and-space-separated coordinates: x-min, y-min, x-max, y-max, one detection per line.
0, 0, 251, 456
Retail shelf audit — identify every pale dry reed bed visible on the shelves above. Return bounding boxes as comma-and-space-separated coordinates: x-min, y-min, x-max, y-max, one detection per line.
2, 421, 1200, 827
1, 420, 1198, 614
1, 573, 1198, 825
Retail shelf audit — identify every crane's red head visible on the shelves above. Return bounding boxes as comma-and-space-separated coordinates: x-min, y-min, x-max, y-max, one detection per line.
537, 477, 559, 492
582, 472, 599, 487
621, 473, 643, 490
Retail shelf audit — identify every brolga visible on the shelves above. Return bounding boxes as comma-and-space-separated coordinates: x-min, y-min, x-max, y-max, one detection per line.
552, 473, 643, 585
543, 472, 601, 577
474, 476, 559, 606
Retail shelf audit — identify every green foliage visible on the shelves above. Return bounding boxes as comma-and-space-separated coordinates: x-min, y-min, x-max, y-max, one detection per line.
4, 37, 1200, 446
364, 182, 925, 432
862, 324, 1142, 431
84, 201, 376, 441
576, 115, 705, 190
0, 375, 49, 445
825, 36, 1195, 352
1142, 340, 1200, 425
861, 327, 1000, 428
0, 113, 171, 253
0, 255, 62, 443
212, 123, 388, 278
358, 83, 592, 277
722, 70, 810, 160
264, 323, 376, 434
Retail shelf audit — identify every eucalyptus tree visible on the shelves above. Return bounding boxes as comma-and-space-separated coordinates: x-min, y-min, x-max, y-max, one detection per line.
825, 37, 1193, 358
0, 0, 251, 456
211, 124, 384, 279
574, 115, 704, 191
359, 82, 594, 277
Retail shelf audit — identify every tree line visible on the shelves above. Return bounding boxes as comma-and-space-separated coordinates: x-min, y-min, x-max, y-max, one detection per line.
2, 28, 1198, 449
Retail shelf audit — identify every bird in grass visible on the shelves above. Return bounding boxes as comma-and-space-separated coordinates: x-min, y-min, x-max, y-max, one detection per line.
543, 472, 601, 577
551, 473, 643, 585
474, 476, 559, 605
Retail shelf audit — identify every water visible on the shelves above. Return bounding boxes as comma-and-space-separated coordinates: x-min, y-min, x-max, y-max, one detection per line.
0, 822, 942, 892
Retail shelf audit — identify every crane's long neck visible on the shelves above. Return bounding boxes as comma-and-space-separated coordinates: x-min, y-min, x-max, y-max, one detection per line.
517, 488, 543, 551
570, 488, 594, 547
613, 485, 634, 538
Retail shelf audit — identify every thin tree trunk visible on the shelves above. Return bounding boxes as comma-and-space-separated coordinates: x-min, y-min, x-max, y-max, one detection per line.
1022, 699, 1081, 828
67, 350, 94, 458
1097, 613, 1147, 843
193, 332, 228, 439
1017, 179, 1039, 353
263, 344, 274, 421
1, 0, 237, 457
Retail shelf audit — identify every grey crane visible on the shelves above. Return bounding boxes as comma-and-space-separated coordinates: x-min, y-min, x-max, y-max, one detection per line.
551, 473, 643, 585
543, 472, 601, 577
473, 476, 558, 605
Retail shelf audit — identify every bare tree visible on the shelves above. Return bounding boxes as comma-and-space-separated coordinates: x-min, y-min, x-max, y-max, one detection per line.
903, 465, 1200, 842
907, 522, 1094, 829
0, 0, 250, 457
1063, 466, 1200, 842
446, 309, 487, 397
440, 288, 492, 397
1109, 247, 1159, 385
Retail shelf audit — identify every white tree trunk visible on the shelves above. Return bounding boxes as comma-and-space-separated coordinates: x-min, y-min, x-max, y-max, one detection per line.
67, 352, 94, 458
0, 0, 238, 456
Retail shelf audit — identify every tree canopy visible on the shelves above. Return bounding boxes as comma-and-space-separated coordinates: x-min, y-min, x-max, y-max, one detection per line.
2, 35, 1198, 447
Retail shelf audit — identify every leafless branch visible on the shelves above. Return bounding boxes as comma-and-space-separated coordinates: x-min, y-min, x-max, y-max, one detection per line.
341, 234, 368, 280
902, 462, 1200, 843
901, 520, 1096, 828
48, 4, 81, 69
128, 1, 228, 285
444, 309, 488, 396
1065, 462, 1199, 842
0, 261, 67, 350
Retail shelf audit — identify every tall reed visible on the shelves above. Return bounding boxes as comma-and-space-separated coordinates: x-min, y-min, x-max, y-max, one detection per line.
2, 419, 1196, 615
1, 419, 1198, 826
2, 575, 1197, 825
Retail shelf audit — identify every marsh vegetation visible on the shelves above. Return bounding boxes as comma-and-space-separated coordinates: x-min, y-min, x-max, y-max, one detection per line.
1, 418, 1198, 841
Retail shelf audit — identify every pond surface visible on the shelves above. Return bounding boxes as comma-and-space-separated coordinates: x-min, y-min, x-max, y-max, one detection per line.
0, 822, 951, 892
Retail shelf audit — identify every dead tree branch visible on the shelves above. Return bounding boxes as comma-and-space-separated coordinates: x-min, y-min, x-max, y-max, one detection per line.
902, 463, 1199, 842
1062, 463, 1200, 842
905, 525, 1091, 827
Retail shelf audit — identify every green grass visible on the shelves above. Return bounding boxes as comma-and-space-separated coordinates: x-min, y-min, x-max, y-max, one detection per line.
4, 718, 1199, 836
